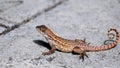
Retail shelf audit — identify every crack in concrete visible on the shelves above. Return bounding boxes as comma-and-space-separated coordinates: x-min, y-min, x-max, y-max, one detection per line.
0, 23, 10, 28
0, 0, 67, 36
0, 24, 20, 36
3, 1, 23, 3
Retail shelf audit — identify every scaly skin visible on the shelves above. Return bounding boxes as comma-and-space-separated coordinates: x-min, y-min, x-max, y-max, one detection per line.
36, 25, 119, 61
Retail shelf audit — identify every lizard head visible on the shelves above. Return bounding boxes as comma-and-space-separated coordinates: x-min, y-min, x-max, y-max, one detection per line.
36, 25, 51, 37
36, 25, 56, 39
36, 25, 48, 33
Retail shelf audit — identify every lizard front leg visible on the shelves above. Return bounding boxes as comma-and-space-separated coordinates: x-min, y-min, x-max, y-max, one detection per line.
73, 47, 88, 61
42, 44, 56, 55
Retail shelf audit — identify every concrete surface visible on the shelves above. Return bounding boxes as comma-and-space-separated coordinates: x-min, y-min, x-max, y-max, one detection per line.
0, 0, 120, 68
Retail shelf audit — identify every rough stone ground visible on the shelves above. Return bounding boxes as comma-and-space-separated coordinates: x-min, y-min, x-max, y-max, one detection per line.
0, 0, 120, 68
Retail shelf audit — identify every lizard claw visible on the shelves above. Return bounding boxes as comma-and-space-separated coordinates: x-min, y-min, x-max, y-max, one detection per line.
79, 54, 84, 62
84, 52, 89, 58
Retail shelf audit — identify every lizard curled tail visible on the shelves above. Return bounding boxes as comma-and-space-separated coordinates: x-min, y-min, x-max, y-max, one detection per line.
86, 28, 119, 51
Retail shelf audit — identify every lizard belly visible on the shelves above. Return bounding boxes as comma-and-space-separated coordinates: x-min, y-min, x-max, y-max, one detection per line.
55, 43, 74, 52
47, 38, 74, 52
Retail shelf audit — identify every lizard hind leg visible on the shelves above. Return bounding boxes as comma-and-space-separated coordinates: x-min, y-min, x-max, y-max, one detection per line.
73, 47, 88, 61
75, 38, 90, 45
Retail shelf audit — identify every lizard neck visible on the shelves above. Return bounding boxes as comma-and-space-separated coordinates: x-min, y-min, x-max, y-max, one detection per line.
44, 29, 57, 40
44, 29, 66, 46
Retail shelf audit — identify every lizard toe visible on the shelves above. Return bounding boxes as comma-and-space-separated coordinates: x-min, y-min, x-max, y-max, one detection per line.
42, 52, 51, 55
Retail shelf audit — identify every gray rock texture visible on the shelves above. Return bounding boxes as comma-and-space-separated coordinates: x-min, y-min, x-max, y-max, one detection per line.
0, 0, 120, 68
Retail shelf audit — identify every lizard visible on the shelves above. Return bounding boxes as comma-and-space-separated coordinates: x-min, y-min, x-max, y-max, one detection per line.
36, 25, 119, 61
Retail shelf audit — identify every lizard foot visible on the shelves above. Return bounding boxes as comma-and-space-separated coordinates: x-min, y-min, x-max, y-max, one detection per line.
83, 38, 90, 45
42, 49, 55, 55
73, 47, 88, 61
42, 51, 52, 55
79, 52, 88, 62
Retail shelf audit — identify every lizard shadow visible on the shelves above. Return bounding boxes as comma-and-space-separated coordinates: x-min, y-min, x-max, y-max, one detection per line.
33, 40, 51, 50
104, 39, 114, 45
33, 40, 66, 53
33, 40, 68, 52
